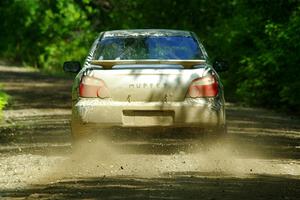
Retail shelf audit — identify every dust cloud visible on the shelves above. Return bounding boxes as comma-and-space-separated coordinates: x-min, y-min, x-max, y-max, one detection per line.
1, 132, 300, 190
37, 133, 300, 186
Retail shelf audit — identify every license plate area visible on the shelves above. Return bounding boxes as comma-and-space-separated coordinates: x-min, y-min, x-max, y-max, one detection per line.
122, 110, 174, 126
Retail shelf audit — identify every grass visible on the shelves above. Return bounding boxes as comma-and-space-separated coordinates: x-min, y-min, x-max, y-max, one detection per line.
0, 90, 9, 114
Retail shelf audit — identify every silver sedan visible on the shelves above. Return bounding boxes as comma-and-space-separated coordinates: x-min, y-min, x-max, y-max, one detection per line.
63, 29, 228, 140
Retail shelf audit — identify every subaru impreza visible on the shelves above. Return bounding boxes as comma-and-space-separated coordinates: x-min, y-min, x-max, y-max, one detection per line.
63, 29, 228, 141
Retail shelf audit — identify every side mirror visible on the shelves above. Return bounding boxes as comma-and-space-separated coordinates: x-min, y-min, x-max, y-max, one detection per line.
63, 61, 81, 73
213, 60, 228, 72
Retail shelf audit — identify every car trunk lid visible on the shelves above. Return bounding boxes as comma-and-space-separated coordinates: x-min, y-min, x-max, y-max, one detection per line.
85, 64, 208, 102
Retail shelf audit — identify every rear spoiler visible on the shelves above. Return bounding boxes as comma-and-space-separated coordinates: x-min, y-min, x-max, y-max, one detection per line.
90, 59, 206, 69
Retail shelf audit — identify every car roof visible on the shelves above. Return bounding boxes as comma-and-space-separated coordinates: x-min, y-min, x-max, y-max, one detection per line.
102, 29, 192, 38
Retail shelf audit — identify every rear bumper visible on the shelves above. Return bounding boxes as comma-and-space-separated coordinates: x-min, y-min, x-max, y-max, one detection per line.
72, 98, 225, 128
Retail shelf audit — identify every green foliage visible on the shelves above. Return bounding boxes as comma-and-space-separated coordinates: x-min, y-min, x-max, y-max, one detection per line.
0, 91, 9, 113
231, 2, 300, 110
1, 0, 300, 111
0, 0, 94, 70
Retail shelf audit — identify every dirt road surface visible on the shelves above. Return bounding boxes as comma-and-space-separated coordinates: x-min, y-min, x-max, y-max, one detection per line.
0, 64, 300, 199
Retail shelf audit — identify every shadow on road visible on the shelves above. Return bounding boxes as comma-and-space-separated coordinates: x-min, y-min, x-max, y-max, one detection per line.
1, 174, 300, 200
0, 66, 73, 110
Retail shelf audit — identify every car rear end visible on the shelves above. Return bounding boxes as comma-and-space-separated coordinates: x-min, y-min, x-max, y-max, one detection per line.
69, 30, 226, 139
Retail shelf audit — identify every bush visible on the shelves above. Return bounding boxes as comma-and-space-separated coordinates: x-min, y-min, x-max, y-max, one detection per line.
0, 91, 9, 113
0, 0, 94, 70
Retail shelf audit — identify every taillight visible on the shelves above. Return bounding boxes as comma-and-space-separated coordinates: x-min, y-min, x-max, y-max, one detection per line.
79, 76, 110, 98
188, 75, 218, 98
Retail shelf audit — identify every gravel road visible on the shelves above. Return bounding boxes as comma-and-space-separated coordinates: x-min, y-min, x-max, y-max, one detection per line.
0, 64, 300, 199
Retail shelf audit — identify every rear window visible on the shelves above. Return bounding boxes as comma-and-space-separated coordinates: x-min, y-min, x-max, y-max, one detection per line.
93, 36, 204, 60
